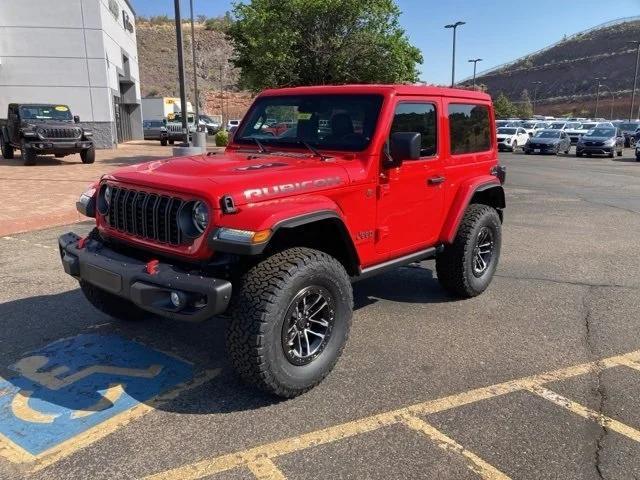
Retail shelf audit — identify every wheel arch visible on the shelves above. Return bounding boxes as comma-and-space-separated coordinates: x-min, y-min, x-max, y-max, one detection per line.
264, 212, 360, 276
439, 178, 505, 244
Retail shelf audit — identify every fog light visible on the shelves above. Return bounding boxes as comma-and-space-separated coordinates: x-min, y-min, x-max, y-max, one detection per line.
170, 291, 185, 308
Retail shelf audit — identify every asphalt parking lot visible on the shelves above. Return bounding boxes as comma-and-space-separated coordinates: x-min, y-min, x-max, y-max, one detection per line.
1, 149, 640, 479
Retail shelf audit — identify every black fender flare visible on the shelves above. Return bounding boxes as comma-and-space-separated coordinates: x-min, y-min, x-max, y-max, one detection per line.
209, 210, 360, 273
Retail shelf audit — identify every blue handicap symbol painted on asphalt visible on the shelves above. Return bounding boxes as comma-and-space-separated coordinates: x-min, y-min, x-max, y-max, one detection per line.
0, 334, 193, 456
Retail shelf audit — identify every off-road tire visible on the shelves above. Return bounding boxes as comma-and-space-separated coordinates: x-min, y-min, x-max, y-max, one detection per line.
617, 149, 623, 157
21, 139, 36, 166
1, 138, 14, 159
226, 247, 353, 398
169, 140, 175, 145
436, 204, 502, 298
80, 280, 148, 321
576, 151, 583, 157
80, 146, 95, 164
160, 138, 168, 146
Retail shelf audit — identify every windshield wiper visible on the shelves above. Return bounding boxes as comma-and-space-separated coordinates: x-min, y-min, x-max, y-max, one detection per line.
294, 138, 329, 161
249, 137, 269, 154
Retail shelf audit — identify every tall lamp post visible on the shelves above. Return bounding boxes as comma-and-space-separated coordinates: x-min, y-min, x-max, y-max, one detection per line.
594, 77, 606, 118
173, 0, 189, 146
445, 21, 465, 87
468, 58, 482, 88
628, 41, 640, 121
531, 81, 542, 115
189, 0, 200, 126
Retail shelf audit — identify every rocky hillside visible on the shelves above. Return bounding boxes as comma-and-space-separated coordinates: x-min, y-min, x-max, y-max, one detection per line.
468, 18, 640, 118
136, 19, 254, 119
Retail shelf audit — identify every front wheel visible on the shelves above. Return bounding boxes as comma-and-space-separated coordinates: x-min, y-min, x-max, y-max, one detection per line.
80, 146, 95, 164
160, 138, 168, 146
1, 138, 14, 159
617, 149, 623, 157
436, 204, 502, 298
226, 247, 353, 398
21, 139, 36, 166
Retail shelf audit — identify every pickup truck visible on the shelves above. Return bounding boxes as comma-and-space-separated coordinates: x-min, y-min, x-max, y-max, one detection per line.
1, 103, 94, 165
58, 85, 506, 398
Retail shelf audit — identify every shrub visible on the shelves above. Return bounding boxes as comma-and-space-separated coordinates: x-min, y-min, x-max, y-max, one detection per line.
215, 130, 229, 147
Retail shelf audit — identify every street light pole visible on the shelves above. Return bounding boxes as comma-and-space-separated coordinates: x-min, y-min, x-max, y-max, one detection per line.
594, 77, 606, 118
532, 81, 542, 115
628, 41, 640, 121
468, 58, 482, 88
445, 21, 465, 87
173, 0, 189, 146
189, 0, 200, 126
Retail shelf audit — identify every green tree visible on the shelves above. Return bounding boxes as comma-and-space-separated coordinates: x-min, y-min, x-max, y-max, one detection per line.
227, 0, 423, 92
518, 89, 533, 118
494, 93, 517, 119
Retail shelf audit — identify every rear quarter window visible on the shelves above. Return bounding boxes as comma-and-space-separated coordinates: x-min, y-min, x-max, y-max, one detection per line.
448, 104, 491, 155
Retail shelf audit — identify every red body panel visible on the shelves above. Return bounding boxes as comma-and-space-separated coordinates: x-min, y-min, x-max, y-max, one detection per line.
94, 84, 501, 267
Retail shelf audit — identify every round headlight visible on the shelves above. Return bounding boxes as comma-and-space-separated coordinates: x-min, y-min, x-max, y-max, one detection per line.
192, 201, 209, 233
97, 184, 112, 215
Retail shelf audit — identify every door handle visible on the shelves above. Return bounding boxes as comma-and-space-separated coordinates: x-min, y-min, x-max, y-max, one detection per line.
427, 176, 446, 185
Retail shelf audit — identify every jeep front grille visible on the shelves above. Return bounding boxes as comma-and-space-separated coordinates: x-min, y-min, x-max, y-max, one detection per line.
38, 127, 81, 139
107, 187, 184, 245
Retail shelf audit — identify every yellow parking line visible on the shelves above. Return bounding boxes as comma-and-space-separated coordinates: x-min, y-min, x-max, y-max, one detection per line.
614, 357, 640, 372
525, 385, 640, 443
400, 413, 511, 480
143, 350, 640, 480
245, 457, 287, 480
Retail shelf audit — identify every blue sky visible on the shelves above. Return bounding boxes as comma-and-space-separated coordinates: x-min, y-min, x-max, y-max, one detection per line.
131, 0, 640, 86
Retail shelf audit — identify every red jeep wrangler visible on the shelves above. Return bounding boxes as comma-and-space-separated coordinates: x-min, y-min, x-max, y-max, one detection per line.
59, 85, 505, 398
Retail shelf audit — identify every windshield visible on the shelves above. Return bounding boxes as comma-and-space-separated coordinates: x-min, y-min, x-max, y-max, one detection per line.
534, 131, 560, 138
497, 128, 517, 135
171, 113, 194, 123
235, 94, 384, 152
585, 128, 615, 137
618, 122, 640, 131
580, 123, 596, 130
550, 123, 565, 129
19, 105, 72, 121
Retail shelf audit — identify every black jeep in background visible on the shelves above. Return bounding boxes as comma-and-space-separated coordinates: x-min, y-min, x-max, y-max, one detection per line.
1, 103, 95, 165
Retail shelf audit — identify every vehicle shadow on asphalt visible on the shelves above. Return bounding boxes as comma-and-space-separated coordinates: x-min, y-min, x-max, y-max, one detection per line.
353, 262, 451, 310
0, 153, 170, 168
0, 263, 452, 414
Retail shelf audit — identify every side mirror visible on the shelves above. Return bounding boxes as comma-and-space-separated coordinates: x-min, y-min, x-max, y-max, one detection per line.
385, 132, 421, 168
73, 115, 80, 123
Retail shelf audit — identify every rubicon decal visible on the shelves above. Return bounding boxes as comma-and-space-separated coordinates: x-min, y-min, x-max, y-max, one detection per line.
244, 177, 343, 200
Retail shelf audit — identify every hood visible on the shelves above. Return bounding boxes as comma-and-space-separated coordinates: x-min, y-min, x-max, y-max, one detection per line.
579, 136, 614, 142
104, 150, 351, 207
22, 120, 77, 129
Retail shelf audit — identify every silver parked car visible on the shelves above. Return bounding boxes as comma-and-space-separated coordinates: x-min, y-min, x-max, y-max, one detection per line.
143, 120, 166, 141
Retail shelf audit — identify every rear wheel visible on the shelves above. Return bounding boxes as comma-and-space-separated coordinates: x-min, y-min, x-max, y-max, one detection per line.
169, 140, 175, 145
226, 247, 353, 398
1, 138, 14, 159
436, 204, 502, 298
617, 149, 623, 157
80, 146, 95, 164
80, 280, 148, 321
21, 139, 36, 166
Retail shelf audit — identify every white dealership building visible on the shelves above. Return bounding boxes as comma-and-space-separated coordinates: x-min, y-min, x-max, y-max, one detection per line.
0, 0, 143, 148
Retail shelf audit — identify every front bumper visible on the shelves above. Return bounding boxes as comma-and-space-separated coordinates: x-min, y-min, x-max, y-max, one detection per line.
576, 145, 615, 155
58, 232, 232, 322
27, 140, 93, 154
524, 144, 557, 153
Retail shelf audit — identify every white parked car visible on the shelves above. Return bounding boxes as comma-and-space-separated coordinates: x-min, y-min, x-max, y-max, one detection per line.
522, 121, 549, 137
497, 127, 529, 151
565, 122, 613, 145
